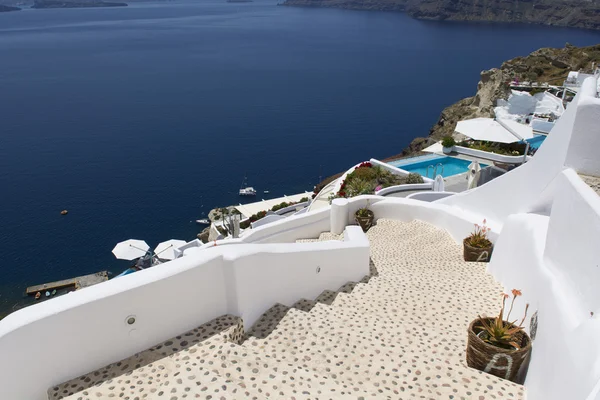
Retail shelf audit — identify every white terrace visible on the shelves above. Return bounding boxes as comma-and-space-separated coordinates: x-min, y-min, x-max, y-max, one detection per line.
2, 76, 600, 400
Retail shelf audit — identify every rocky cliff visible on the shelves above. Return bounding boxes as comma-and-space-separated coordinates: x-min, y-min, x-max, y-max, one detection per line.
406, 0, 600, 30
282, 0, 600, 31
384, 43, 600, 159
32, 0, 127, 8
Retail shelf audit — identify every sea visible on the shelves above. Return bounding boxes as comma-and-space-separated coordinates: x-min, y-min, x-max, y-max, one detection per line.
0, 0, 599, 315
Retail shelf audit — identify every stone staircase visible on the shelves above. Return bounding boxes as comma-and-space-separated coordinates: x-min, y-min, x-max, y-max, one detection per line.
49, 219, 525, 400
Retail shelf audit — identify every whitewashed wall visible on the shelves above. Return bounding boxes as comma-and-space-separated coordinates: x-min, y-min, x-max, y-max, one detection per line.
370, 197, 500, 243
0, 226, 369, 400
453, 145, 530, 164
489, 169, 600, 400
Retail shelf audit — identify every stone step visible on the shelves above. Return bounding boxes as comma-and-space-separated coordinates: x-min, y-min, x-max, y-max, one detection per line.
49, 315, 246, 400
189, 340, 373, 399
244, 306, 524, 399
329, 292, 497, 336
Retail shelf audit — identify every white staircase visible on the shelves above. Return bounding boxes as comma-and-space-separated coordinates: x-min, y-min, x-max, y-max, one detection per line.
49, 219, 524, 400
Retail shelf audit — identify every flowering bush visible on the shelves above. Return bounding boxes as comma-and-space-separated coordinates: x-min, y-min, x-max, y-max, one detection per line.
477, 289, 529, 350
465, 219, 492, 248
331, 162, 419, 201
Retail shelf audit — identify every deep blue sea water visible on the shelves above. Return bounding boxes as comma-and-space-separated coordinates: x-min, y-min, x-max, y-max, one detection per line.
0, 1, 599, 314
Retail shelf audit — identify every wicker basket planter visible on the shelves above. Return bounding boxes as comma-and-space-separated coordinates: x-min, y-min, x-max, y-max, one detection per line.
355, 210, 374, 232
466, 318, 532, 383
463, 239, 493, 262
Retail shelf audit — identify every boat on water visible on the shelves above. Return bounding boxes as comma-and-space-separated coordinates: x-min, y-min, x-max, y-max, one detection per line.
34, 292, 41, 300
45, 291, 50, 297
239, 187, 257, 196
196, 218, 210, 225
239, 175, 257, 196
263, 190, 269, 194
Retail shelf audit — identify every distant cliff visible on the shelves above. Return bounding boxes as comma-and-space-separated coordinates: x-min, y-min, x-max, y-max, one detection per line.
282, 0, 600, 31
384, 43, 600, 159
32, 0, 127, 8
0, 4, 20, 11
406, 0, 600, 31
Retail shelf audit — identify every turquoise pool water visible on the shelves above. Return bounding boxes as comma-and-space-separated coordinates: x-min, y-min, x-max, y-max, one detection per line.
527, 135, 547, 150
390, 156, 487, 179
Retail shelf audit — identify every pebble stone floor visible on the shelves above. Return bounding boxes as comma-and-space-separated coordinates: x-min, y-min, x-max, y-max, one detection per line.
50, 219, 525, 400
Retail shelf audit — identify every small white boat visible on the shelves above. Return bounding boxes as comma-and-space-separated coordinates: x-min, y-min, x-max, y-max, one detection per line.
239, 175, 257, 196
240, 187, 257, 196
263, 190, 269, 194
196, 218, 210, 225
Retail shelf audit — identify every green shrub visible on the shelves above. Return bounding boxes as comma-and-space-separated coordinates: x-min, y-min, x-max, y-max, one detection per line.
350, 166, 377, 181
442, 136, 456, 148
300, 197, 309, 202
406, 173, 424, 184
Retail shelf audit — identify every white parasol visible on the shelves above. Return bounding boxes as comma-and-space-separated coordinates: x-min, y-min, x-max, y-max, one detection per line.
154, 239, 187, 261
467, 161, 482, 190
112, 239, 150, 260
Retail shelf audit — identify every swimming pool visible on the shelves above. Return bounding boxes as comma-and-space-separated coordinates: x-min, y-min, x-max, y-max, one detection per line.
526, 135, 547, 150
389, 156, 486, 179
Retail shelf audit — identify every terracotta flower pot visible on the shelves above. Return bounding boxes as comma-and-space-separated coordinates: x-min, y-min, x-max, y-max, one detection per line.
466, 318, 532, 383
463, 239, 493, 262
355, 210, 374, 232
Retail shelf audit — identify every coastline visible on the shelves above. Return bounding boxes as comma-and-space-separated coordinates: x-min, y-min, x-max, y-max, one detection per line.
307, 43, 600, 189
280, 0, 600, 31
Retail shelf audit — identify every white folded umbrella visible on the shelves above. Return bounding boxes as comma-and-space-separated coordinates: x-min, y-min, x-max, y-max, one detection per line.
433, 175, 445, 192
467, 161, 482, 190
455, 118, 534, 144
154, 239, 187, 260
112, 239, 150, 260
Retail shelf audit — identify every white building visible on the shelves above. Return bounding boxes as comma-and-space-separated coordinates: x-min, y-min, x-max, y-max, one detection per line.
1, 76, 600, 400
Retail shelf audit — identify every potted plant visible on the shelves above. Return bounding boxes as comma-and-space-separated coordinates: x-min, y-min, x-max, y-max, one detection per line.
467, 290, 532, 383
442, 136, 456, 154
463, 219, 493, 262
355, 200, 374, 232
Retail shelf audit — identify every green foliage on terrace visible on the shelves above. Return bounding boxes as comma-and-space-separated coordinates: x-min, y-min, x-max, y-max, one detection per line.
458, 140, 525, 156
239, 197, 310, 229
333, 163, 424, 201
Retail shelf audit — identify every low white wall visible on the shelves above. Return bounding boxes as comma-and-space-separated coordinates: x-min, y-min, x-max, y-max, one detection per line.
242, 206, 331, 243
357, 196, 500, 244
406, 191, 456, 202
274, 201, 309, 215
0, 226, 370, 400
454, 145, 528, 164
375, 183, 433, 196
251, 213, 285, 229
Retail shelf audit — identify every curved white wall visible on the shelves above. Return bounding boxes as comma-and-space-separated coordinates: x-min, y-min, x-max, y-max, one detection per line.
488, 169, 600, 400
0, 226, 369, 400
